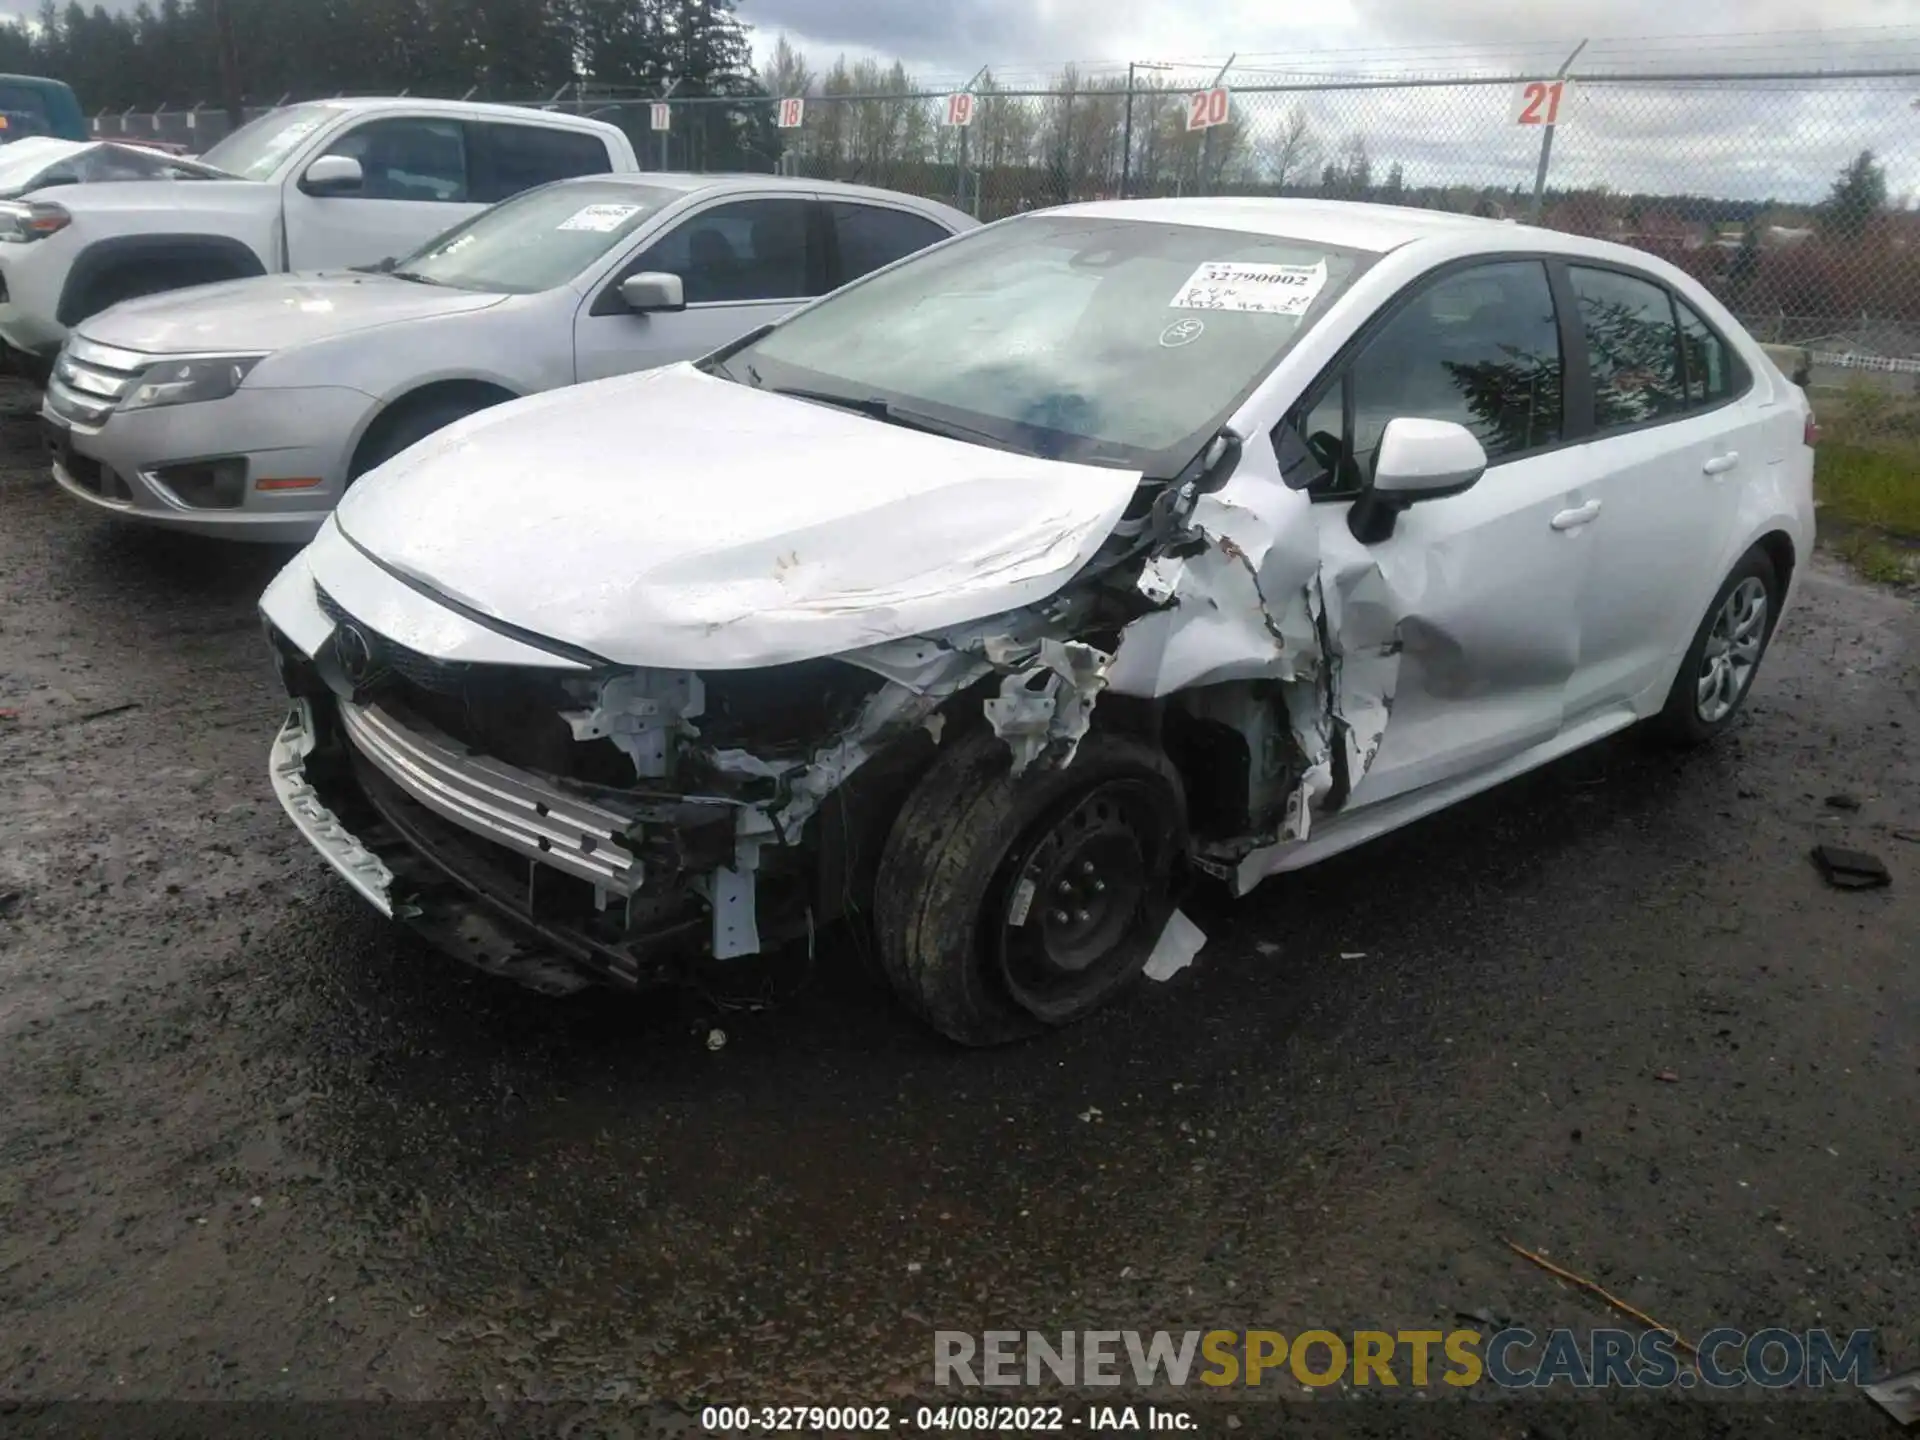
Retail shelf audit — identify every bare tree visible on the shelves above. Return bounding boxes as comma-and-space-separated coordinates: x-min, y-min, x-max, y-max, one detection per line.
1255, 103, 1320, 189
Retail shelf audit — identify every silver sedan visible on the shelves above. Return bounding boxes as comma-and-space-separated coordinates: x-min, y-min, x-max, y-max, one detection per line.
40, 173, 975, 541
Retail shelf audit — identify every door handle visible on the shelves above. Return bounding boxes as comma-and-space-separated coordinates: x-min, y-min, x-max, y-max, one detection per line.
1703, 451, 1740, 475
1551, 499, 1603, 531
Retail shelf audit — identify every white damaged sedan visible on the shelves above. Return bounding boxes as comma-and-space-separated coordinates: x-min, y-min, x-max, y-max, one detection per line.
260, 198, 1815, 1042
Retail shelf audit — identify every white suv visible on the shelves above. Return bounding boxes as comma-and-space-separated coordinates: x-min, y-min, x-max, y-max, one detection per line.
0, 98, 639, 375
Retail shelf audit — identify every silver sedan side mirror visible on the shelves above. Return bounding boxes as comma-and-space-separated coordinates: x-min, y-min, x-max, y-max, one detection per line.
619, 272, 686, 314
1350, 417, 1488, 544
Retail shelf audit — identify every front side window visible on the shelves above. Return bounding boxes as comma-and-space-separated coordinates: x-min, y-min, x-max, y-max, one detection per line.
1284, 260, 1564, 494
630, 198, 811, 304
395, 181, 677, 294
321, 118, 467, 203
201, 103, 338, 181
828, 202, 951, 286
721, 214, 1369, 473
468, 123, 613, 205
1570, 266, 1685, 430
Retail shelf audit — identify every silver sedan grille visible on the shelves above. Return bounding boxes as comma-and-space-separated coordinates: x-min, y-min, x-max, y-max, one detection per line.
45, 335, 150, 426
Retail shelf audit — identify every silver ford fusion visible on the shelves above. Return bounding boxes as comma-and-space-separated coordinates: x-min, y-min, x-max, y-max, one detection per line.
39, 172, 973, 541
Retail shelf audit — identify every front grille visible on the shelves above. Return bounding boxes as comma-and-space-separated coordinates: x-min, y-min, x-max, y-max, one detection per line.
44, 335, 149, 426
316, 586, 470, 695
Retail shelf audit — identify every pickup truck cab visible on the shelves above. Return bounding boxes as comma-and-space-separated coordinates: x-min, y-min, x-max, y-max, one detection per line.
0, 75, 87, 142
0, 97, 638, 371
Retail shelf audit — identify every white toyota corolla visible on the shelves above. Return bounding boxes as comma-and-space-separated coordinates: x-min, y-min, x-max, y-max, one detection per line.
259, 198, 1816, 1043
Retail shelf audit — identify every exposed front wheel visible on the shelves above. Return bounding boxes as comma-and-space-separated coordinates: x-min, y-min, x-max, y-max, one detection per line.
873, 730, 1187, 1046
1651, 547, 1780, 746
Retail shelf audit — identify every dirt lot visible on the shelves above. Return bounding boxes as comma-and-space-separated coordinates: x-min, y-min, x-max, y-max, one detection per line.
0, 372, 1915, 1436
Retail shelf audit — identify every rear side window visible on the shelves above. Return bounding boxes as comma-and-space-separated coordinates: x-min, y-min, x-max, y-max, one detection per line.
631, 198, 813, 304
1282, 259, 1563, 495
1569, 266, 1686, 430
827, 202, 950, 286
468, 123, 612, 205
1677, 299, 1736, 407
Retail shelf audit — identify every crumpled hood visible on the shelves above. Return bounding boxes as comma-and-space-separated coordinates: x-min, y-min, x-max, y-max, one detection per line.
331, 365, 1142, 669
76, 272, 505, 356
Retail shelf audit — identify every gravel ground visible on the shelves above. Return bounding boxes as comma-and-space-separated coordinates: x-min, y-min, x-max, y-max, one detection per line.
0, 373, 1915, 1437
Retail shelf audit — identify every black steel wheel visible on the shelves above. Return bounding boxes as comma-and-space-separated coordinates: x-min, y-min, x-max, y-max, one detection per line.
874, 730, 1186, 1046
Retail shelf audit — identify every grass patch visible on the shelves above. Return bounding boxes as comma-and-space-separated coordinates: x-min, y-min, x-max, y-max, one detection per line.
1831, 528, 1917, 587
1814, 441, 1920, 539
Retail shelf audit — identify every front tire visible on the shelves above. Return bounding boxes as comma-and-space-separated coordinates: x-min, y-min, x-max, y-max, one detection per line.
348, 395, 494, 482
1650, 546, 1779, 746
873, 730, 1187, 1046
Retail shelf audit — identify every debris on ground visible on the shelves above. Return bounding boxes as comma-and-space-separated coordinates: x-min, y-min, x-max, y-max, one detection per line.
70, 701, 141, 725
1655, 1070, 1680, 1083
1454, 1305, 1516, 1329
1824, 792, 1862, 811
0, 891, 20, 918
1503, 1239, 1698, 1360
1143, 909, 1206, 982
1864, 1367, 1920, 1427
1811, 844, 1893, 890
704, 1028, 727, 1052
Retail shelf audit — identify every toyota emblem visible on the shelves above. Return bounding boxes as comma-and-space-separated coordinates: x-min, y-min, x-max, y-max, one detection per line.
334, 623, 377, 686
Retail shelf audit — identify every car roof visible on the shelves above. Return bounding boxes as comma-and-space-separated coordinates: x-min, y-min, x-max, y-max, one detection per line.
302, 97, 622, 131
1044, 197, 1528, 255
542, 171, 976, 221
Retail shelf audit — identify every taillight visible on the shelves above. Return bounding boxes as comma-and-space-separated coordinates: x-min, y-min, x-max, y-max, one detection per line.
1804, 411, 1820, 448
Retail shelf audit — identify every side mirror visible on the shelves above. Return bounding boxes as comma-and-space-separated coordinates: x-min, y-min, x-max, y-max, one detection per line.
1348, 417, 1487, 544
301, 154, 363, 196
618, 271, 685, 314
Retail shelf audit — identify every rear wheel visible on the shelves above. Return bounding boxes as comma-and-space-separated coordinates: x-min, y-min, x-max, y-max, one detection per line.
873, 730, 1186, 1046
1650, 546, 1779, 746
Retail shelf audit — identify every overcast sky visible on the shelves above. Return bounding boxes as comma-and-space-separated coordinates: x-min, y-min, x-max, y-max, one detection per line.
738, 0, 1920, 81
739, 0, 1920, 203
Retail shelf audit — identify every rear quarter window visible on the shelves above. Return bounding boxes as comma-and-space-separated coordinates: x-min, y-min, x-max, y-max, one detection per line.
468, 123, 614, 205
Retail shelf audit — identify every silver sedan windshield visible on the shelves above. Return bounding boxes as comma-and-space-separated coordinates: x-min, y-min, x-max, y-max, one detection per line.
394, 182, 679, 294
729, 214, 1370, 470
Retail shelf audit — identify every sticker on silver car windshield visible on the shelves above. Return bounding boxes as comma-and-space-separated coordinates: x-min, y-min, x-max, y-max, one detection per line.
557, 203, 645, 233
1170, 259, 1327, 315
1160, 318, 1205, 347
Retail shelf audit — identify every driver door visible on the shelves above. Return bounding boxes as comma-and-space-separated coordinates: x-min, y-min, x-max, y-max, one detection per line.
572, 196, 821, 383
282, 116, 484, 270
1290, 258, 1600, 808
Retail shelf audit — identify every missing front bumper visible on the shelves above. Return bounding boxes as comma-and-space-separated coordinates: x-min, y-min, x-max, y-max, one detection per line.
268, 698, 703, 994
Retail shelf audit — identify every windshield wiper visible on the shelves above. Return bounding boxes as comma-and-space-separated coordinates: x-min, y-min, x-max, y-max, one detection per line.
386, 269, 443, 286
769, 386, 1021, 452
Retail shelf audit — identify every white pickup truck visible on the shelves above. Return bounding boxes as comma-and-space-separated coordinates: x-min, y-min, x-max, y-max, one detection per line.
0, 97, 639, 375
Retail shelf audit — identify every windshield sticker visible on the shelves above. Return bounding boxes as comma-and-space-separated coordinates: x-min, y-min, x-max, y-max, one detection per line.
1170, 259, 1328, 316
1159, 318, 1205, 348
557, 203, 644, 234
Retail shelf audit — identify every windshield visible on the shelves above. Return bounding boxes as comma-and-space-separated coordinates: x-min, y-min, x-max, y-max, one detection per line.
392, 181, 678, 294
722, 214, 1368, 472
201, 103, 337, 181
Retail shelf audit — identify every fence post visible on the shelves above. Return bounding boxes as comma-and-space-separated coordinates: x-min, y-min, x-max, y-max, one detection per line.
1528, 39, 1588, 223
658, 77, 681, 171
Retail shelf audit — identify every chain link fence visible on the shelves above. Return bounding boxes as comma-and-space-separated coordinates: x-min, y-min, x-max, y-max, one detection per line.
95, 68, 1920, 450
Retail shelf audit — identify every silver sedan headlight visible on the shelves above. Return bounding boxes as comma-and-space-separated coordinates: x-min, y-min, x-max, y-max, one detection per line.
120, 355, 266, 412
